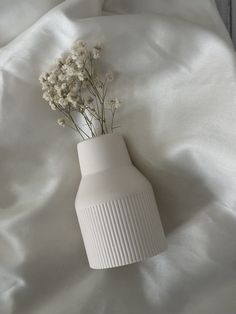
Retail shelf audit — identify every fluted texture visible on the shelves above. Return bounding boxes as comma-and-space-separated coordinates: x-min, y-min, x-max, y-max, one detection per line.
77, 188, 166, 269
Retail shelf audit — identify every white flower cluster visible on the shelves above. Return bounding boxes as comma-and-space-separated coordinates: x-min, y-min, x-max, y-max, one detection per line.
57, 118, 66, 127
39, 39, 121, 139
39, 40, 91, 111
108, 98, 121, 109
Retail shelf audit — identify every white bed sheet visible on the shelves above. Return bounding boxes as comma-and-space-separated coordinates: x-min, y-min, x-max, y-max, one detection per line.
1, 0, 236, 313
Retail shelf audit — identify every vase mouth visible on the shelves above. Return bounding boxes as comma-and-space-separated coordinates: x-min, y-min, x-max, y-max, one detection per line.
77, 133, 120, 147
77, 133, 131, 176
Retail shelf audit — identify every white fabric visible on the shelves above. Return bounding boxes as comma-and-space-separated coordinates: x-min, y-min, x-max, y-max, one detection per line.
1, 0, 236, 313
215, 0, 231, 33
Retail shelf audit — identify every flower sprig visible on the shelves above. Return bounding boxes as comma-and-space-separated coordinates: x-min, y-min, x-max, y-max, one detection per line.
39, 40, 121, 140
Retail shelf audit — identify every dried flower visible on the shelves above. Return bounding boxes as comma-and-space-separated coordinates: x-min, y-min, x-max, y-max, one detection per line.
77, 70, 85, 81
74, 40, 86, 49
110, 98, 121, 109
58, 74, 66, 81
92, 47, 101, 59
76, 59, 83, 68
58, 98, 69, 108
94, 41, 103, 50
92, 42, 102, 59
57, 118, 66, 127
105, 71, 114, 82
49, 102, 57, 110
48, 74, 57, 84
43, 92, 50, 101
39, 39, 121, 140
39, 72, 48, 83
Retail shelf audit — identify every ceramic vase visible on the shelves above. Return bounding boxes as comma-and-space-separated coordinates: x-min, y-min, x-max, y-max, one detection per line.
75, 134, 167, 269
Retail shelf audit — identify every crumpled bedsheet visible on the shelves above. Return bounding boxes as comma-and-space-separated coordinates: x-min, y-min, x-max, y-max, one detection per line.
1, 0, 236, 313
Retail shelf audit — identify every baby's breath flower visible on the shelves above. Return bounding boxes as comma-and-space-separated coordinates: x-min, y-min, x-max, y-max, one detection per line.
105, 71, 114, 82
71, 53, 77, 61
56, 57, 65, 66
67, 94, 77, 108
66, 66, 77, 76
79, 49, 86, 57
110, 98, 121, 109
92, 47, 101, 59
41, 82, 49, 91
58, 74, 66, 81
65, 56, 73, 64
94, 41, 103, 50
72, 49, 84, 60
48, 74, 57, 84
49, 102, 57, 110
39, 39, 120, 139
77, 70, 85, 81
61, 64, 68, 73
76, 59, 83, 68
57, 118, 66, 127
43, 91, 50, 101
61, 83, 67, 90
58, 98, 68, 108
54, 85, 62, 97
74, 40, 86, 49
39, 72, 49, 83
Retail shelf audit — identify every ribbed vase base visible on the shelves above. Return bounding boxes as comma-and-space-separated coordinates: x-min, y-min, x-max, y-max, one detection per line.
77, 188, 167, 269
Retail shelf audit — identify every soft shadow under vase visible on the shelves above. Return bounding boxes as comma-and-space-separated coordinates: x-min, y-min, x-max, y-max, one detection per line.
75, 134, 167, 269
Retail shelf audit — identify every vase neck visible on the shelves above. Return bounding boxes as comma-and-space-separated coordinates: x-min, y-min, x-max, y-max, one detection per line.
77, 134, 132, 176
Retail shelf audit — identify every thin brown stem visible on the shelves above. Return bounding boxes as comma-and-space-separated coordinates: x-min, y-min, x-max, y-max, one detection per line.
82, 111, 95, 137
111, 108, 116, 132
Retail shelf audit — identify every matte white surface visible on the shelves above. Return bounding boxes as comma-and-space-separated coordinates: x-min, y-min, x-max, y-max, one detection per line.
1, 0, 236, 313
75, 134, 166, 268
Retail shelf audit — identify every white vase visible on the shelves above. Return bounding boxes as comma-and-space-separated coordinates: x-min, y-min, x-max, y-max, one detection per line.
75, 134, 167, 269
